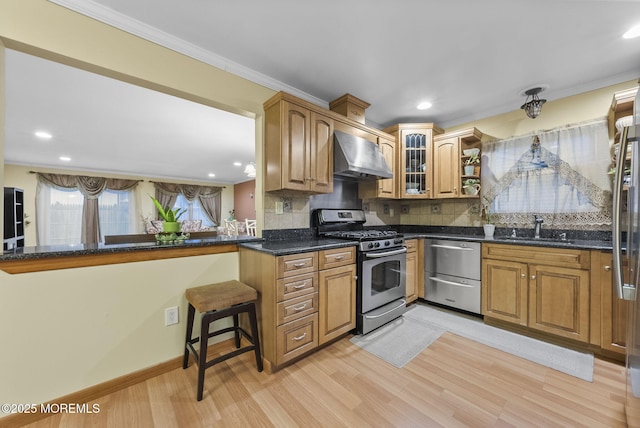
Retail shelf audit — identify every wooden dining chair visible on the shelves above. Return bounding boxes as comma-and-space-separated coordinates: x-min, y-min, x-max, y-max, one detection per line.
245, 219, 257, 236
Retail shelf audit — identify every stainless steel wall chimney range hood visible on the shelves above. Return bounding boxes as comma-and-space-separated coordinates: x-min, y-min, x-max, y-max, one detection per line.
333, 130, 393, 180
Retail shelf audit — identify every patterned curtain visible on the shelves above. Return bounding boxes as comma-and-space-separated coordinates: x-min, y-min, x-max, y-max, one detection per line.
481, 118, 612, 230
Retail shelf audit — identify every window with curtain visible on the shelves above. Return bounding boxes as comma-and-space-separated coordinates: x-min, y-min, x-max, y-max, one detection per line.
37, 185, 137, 245
173, 194, 215, 227
481, 118, 612, 229
35, 173, 140, 245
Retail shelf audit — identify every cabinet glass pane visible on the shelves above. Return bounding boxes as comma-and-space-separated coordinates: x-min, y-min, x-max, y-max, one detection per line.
405, 134, 427, 195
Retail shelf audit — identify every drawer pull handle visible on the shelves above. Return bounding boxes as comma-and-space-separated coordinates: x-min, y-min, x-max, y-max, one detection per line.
293, 283, 307, 289
333, 255, 345, 260
293, 333, 307, 341
292, 304, 307, 311
292, 262, 307, 268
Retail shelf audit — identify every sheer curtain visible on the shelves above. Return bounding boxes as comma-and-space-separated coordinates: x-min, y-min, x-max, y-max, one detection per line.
154, 182, 223, 226
481, 118, 612, 229
36, 173, 140, 244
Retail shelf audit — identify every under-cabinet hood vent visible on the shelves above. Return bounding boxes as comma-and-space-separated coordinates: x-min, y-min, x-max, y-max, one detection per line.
333, 130, 392, 180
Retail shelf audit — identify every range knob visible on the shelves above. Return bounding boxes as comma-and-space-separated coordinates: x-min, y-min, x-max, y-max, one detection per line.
367, 243, 374, 249
385, 241, 391, 246
374, 242, 381, 248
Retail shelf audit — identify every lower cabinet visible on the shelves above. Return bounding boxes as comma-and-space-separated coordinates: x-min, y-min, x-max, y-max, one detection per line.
596, 250, 629, 356
405, 239, 424, 303
482, 243, 591, 343
239, 246, 356, 371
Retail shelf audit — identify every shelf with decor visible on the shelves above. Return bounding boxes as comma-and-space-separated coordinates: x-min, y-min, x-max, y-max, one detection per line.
433, 128, 483, 198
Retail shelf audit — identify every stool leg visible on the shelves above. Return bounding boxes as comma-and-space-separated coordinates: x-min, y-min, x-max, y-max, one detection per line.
183, 303, 196, 369
233, 313, 241, 348
248, 302, 263, 372
196, 313, 210, 401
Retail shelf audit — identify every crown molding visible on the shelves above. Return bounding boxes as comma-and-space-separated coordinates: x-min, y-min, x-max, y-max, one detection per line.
47, 0, 329, 108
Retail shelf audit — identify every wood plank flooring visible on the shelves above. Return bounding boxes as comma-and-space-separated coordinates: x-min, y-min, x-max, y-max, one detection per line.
19, 332, 627, 427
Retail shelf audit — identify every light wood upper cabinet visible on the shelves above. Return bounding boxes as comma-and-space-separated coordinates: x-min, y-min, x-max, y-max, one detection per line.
358, 135, 397, 199
265, 99, 334, 193
433, 128, 482, 199
382, 123, 443, 199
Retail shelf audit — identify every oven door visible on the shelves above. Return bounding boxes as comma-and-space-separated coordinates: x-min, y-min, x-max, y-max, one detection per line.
360, 247, 407, 313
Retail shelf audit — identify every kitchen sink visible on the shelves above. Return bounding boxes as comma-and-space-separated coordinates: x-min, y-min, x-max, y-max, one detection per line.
496, 236, 574, 244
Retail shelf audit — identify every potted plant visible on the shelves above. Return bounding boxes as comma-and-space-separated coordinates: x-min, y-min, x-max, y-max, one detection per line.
462, 178, 481, 196
464, 153, 480, 176
481, 198, 495, 238
150, 196, 186, 233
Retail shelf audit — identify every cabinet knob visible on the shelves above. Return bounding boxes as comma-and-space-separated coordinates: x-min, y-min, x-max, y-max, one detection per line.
531, 275, 536, 280
521, 273, 526, 278
604, 265, 612, 271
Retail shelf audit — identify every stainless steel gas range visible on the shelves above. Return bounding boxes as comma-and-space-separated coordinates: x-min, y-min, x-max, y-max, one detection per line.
315, 209, 407, 335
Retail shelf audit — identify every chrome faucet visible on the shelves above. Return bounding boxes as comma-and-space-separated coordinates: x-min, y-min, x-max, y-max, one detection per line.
534, 216, 544, 239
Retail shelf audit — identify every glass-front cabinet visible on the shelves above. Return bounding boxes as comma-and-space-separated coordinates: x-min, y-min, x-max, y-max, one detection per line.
383, 123, 443, 199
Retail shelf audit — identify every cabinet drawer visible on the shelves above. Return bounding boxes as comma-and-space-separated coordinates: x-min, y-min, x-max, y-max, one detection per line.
483, 243, 590, 270
277, 272, 317, 302
319, 247, 356, 270
276, 313, 319, 365
277, 292, 318, 325
406, 239, 418, 252
277, 252, 318, 278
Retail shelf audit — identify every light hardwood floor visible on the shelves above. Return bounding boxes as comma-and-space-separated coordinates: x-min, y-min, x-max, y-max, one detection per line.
20, 331, 626, 427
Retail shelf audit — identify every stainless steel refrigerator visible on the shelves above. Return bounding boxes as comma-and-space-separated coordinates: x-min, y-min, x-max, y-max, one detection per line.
613, 86, 640, 427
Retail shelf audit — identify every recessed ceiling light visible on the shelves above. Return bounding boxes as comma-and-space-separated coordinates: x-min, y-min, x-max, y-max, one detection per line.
59, 156, 71, 161
208, 173, 216, 178
35, 131, 52, 139
623, 23, 640, 39
233, 162, 242, 167
416, 102, 432, 110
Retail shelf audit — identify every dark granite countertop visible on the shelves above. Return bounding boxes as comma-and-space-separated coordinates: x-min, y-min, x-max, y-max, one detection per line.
239, 239, 357, 256
402, 232, 613, 251
0, 235, 262, 261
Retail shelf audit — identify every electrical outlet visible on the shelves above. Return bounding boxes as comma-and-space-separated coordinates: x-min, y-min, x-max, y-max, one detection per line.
275, 201, 284, 215
401, 205, 409, 214
431, 204, 441, 214
165, 306, 179, 326
282, 198, 292, 213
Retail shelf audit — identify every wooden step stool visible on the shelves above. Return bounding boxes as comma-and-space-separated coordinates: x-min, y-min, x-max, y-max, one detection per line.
182, 280, 263, 401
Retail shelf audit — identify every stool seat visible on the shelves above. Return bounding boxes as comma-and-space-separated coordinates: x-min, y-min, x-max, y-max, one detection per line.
183, 280, 262, 401
185, 280, 257, 313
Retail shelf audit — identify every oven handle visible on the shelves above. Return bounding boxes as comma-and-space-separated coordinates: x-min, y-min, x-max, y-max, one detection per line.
429, 244, 474, 251
429, 277, 475, 288
363, 300, 407, 319
364, 248, 407, 258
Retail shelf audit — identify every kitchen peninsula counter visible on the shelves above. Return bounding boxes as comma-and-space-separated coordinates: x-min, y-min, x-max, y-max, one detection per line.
0, 235, 262, 274
239, 239, 357, 256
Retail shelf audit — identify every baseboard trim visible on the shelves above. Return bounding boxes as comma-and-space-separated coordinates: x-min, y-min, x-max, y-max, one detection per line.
0, 355, 183, 427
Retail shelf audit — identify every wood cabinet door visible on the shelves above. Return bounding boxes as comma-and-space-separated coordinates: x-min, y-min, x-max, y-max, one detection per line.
406, 248, 418, 303
433, 136, 459, 198
318, 264, 356, 345
399, 129, 432, 199
282, 101, 311, 191
378, 136, 396, 198
600, 252, 629, 354
528, 264, 590, 342
482, 259, 528, 326
309, 112, 334, 193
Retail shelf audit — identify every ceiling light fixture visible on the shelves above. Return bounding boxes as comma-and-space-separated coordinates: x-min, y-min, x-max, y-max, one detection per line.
521, 87, 547, 119
623, 23, 640, 39
244, 162, 256, 178
416, 101, 432, 110
233, 162, 242, 166
59, 156, 71, 161
208, 173, 216, 178
35, 131, 52, 139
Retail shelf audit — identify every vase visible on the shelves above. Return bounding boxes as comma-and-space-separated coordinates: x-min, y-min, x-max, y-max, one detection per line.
464, 165, 475, 176
483, 224, 495, 238
163, 221, 181, 233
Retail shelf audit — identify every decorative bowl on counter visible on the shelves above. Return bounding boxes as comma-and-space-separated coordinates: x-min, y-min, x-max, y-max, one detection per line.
155, 232, 190, 244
